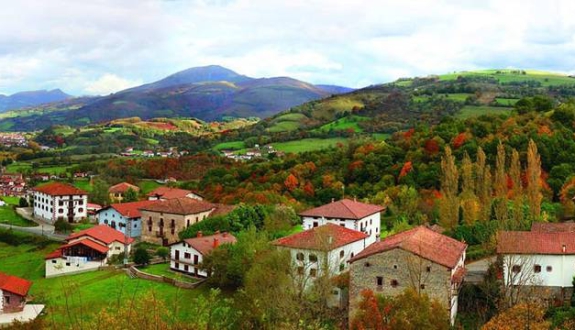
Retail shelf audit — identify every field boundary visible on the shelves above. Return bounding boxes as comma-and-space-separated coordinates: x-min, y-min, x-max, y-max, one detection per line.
128, 265, 205, 289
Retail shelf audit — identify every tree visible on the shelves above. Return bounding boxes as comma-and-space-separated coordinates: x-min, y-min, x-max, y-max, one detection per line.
439, 146, 459, 229
482, 303, 549, 330
475, 147, 492, 223
284, 173, 299, 191
460, 152, 479, 225
156, 247, 169, 262
133, 247, 150, 265
123, 187, 138, 203
509, 149, 524, 229
18, 197, 29, 207
526, 139, 542, 220
494, 142, 508, 224
90, 179, 110, 206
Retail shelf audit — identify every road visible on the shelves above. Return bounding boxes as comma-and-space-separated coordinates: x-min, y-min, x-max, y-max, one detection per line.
465, 256, 496, 284
0, 207, 66, 241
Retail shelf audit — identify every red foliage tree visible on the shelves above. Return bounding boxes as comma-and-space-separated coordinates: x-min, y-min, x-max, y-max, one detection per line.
284, 174, 299, 191
452, 132, 467, 149
399, 161, 413, 178
424, 139, 440, 155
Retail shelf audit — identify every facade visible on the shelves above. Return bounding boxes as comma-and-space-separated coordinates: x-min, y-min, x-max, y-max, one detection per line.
498, 228, 575, 303
108, 182, 140, 203
98, 200, 158, 238
139, 198, 232, 245
147, 187, 203, 201
170, 232, 237, 277
349, 226, 467, 325
299, 199, 385, 245
45, 225, 133, 277
0, 272, 32, 313
32, 182, 88, 223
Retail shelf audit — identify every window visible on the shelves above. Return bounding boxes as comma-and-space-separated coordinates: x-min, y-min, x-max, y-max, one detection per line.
78, 208, 83, 213
175, 262, 179, 269
420, 284, 426, 290
390, 280, 399, 288
534, 265, 542, 273
365, 262, 371, 267
5, 296, 9, 304
426, 266, 431, 272
184, 252, 191, 259
52, 260, 57, 264
58, 208, 63, 213
313, 222, 318, 228
66, 262, 71, 266
511, 265, 521, 273
115, 246, 121, 250
339, 250, 345, 258
310, 268, 317, 277
547, 266, 553, 272
297, 267, 304, 275
339, 264, 345, 272
332, 289, 339, 295
376, 276, 383, 286
159, 218, 164, 227
296, 252, 304, 261
393, 264, 398, 270
351, 252, 355, 258
184, 265, 189, 272
309, 254, 318, 262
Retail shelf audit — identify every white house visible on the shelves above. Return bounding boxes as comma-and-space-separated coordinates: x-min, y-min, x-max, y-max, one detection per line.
170, 232, 236, 277
273, 223, 369, 307
45, 225, 133, 277
498, 225, 575, 303
98, 200, 158, 238
299, 199, 385, 245
32, 182, 88, 223
147, 187, 203, 201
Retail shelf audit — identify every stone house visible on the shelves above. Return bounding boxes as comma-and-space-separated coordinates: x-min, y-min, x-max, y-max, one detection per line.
299, 198, 384, 246
98, 200, 158, 238
349, 226, 467, 325
32, 182, 88, 223
170, 231, 237, 277
108, 182, 140, 203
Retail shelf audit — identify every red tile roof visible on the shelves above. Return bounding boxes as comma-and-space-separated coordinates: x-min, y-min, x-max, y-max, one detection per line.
61, 238, 110, 254
497, 231, 575, 255
109, 182, 140, 194
299, 199, 385, 220
67, 224, 134, 245
45, 249, 63, 259
102, 200, 160, 218
182, 232, 237, 255
349, 226, 467, 269
147, 187, 197, 200
139, 197, 216, 215
273, 223, 368, 251
33, 182, 87, 196
531, 222, 575, 233
0, 272, 32, 297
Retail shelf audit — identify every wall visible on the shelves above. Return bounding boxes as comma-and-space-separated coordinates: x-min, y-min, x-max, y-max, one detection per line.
170, 242, 207, 277
302, 212, 381, 245
45, 257, 105, 278
98, 208, 142, 238
502, 254, 575, 287
33, 192, 88, 223
140, 209, 212, 245
1, 290, 26, 313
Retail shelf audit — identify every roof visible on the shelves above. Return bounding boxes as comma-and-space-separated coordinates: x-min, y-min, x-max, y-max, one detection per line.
273, 223, 368, 251
0, 272, 32, 296
349, 226, 467, 269
101, 200, 160, 218
45, 249, 62, 259
33, 182, 87, 196
299, 199, 385, 220
497, 231, 575, 255
147, 187, 198, 200
108, 182, 140, 194
60, 239, 109, 254
139, 197, 216, 215
531, 222, 575, 233
87, 203, 102, 209
182, 232, 237, 255
66, 224, 134, 245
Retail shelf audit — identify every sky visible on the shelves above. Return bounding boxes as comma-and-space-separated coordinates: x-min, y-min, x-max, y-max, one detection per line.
1, 0, 575, 96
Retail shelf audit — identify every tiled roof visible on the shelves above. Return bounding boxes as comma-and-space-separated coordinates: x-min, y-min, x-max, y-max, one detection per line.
45, 249, 63, 259
208, 204, 236, 217
108, 182, 140, 194
61, 238, 109, 254
273, 223, 368, 251
497, 231, 575, 255
0, 272, 32, 296
349, 226, 467, 269
182, 232, 237, 255
139, 197, 216, 215
87, 203, 102, 209
67, 224, 134, 245
103, 200, 159, 218
531, 222, 575, 233
147, 187, 198, 200
33, 182, 87, 196
298, 199, 385, 220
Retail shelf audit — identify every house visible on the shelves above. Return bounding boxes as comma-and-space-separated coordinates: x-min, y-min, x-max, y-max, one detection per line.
348, 226, 467, 325
273, 223, 369, 307
146, 187, 203, 201
0, 272, 32, 313
108, 182, 140, 203
32, 182, 88, 223
531, 221, 575, 233
170, 231, 237, 277
299, 199, 385, 245
87, 203, 102, 220
45, 224, 134, 277
98, 200, 159, 238
0, 172, 26, 196
497, 228, 575, 303
139, 198, 233, 245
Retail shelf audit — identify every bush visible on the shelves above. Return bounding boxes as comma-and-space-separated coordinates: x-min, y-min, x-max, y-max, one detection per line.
54, 218, 73, 233
18, 197, 29, 207
133, 247, 151, 265
0, 228, 54, 248
108, 252, 126, 265
156, 247, 169, 262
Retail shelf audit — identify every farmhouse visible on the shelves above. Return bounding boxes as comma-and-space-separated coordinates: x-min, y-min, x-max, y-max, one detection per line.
497, 228, 575, 303
32, 182, 88, 223
0, 272, 31, 313
147, 186, 203, 201
299, 198, 384, 245
348, 226, 467, 325
98, 200, 159, 238
139, 198, 233, 245
170, 231, 237, 277
45, 225, 133, 277
108, 182, 140, 203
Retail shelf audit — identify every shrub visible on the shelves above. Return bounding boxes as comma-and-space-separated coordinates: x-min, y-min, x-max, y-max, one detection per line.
156, 247, 169, 262
134, 247, 151, 265
54, 218, 73, 233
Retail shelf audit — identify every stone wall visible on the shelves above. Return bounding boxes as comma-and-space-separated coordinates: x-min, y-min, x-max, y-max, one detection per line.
129, 266, 204, 289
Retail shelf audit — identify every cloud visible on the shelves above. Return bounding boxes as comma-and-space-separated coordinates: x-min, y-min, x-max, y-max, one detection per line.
84, 74, 143, 95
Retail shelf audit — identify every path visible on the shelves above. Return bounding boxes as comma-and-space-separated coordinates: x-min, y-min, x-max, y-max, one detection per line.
0, 207, 66, 241
465, 256, 496, 284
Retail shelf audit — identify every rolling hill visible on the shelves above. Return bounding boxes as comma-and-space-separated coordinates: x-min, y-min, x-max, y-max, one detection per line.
0, 65, 351, 131
0, 89, 71, 112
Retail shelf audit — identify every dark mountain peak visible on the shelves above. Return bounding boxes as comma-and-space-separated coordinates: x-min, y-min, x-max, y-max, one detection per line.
315, 84, 355, 94
0, 89, 72, 112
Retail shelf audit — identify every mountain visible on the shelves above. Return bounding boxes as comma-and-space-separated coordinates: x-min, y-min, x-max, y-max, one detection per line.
315, 84, 355, 94
0, 66, 353, 131
0, 89, 71, 112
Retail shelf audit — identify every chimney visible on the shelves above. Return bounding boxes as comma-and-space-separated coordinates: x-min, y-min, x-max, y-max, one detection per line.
331, 198, 335, 203
222, 232, 228, 238
213, 237, 219, 248
328, 236, 333, 245
563, 244, 566, 253
197, 231, 203, 238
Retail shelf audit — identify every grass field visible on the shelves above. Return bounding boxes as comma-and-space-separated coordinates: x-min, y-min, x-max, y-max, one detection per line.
439, 69, 575, 87
72, 179, 93, 192
213, 141, 246, 151
137, 180, 163, 194
267, 120, 302, 133
372, 133, 391, 141
457, 106, 513, 119
6, 162, 76, 175
494, 98, 520, 106
317, 115, 369, 133
414, 93, 471, 103
138, 263, 199, 283
0, 239, 212, 327
272, 138, 347, 154
0, 197, 36, 227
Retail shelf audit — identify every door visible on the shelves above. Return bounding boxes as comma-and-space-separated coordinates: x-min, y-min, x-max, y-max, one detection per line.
175, 250, 180, 260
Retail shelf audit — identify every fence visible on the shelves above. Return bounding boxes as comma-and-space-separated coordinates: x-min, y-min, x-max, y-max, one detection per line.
127, 265, 204, 289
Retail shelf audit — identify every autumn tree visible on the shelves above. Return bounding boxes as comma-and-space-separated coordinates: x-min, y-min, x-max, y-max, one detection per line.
284, 173, 299, 191
123, 187, 139, 203
526, 139, 542, 220
460, 152, 479, 225
509, 149, 524, 229
439, 146, 459, 229
494, 142, 508, 224
475, 147, 492, 222
482, 303, 549, 330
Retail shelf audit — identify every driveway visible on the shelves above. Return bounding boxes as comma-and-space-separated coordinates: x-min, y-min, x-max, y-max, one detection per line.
0, 207, 66, 241
465, 256, 496, 284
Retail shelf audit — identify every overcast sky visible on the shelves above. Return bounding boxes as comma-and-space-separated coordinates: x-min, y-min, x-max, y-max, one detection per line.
1, 0, 575, 96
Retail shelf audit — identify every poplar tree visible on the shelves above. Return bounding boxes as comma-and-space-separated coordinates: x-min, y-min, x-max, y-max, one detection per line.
509, 149, 524, 229
460, 152, 478, 225
440, 146, 459, 229
526, 139, 542, 220
475, 147, 492, 222
494, 142, 508, 224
